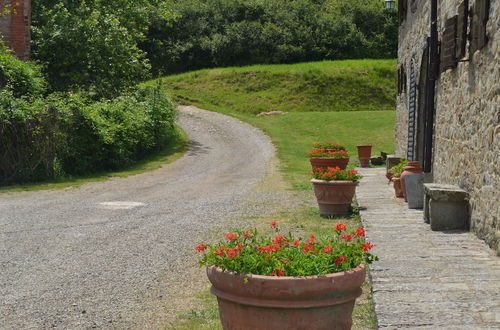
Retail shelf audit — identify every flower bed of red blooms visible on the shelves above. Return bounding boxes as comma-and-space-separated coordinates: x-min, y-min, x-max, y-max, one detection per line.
313, 142, 346, 151
196, 221, 377, 277
312, 167, 362, 182
307, 149, 350, 158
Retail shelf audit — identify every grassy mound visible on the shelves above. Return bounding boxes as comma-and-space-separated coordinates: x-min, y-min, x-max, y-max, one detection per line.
162, 59, 396, 114
156, 59, 397, 190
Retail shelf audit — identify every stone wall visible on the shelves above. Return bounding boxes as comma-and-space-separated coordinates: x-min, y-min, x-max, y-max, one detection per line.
396, 0, 499, 254
0, 0, 31, 60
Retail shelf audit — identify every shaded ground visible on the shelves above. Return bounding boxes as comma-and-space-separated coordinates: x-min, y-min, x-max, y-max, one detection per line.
0, 106, 276, 329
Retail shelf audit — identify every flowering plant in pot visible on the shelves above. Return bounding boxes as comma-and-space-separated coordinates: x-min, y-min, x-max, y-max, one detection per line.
311, 167, 362, 216
389, 159, 407, 198
196, 221, 377, 330
307, 148, 350, 170
313, 142, 347, 151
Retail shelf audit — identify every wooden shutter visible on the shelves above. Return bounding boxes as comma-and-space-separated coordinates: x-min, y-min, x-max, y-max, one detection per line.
456, 1, 468, 59
407, 59, 417, 161
440, 16, 458, 72
470, 0, 490, 53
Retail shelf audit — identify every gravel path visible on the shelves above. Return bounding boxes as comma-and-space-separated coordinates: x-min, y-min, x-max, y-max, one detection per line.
0, 106, 275, 329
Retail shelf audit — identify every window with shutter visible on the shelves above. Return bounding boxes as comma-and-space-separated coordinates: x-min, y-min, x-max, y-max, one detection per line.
440, 16, 458, 72
456, 1, 468, 59
470, 0, 490, 54
399, 0, 408, 25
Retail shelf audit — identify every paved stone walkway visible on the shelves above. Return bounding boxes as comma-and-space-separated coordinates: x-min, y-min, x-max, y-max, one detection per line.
356, 168, 500, 330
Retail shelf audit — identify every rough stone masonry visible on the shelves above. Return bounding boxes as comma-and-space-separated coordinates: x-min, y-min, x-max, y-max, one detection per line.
0, 0, 31, 60
396, 0, 499, 254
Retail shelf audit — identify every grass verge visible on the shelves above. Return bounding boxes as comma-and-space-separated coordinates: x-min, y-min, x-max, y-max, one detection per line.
0, 126, 189, 193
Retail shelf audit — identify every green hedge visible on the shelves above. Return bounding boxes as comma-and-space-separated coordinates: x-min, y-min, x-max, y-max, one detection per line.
0, 84, 177, 185
0, 45, 47, 97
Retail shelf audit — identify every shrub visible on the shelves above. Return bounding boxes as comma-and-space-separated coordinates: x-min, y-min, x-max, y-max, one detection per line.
0, 83, 177, 185
0, 45, 47, 97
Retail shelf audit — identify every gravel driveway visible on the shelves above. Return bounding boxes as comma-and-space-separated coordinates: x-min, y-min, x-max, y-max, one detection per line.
0, 106, 275, 329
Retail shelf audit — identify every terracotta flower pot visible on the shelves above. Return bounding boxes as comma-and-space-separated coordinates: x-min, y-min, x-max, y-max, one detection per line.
356, 145, 372, 168
311, 179, 358, 215
400, 161, 423, 202
309, 157, 350, 170
392, 177, 404, 198
207, 264, 366, 330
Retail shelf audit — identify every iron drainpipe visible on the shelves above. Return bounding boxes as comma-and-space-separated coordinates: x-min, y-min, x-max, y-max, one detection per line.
423, 0, 438, 173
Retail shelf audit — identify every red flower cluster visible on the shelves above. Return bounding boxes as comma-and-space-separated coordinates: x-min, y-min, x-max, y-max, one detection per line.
362, 242, 374, 252
312, 167, 361, 182
260, 244, 281, 254
272, 236, 285, 244
196, 244, 207, 252
336, 222, 347, 232
313, 142, 346, 151
355, 227, 365, 237
341, 234, 353, 241
225, 233, 239, 241
335, 256, 348, 265
307, 149, 349, 159
271, 221, 279, 229
323, 245, 333, 254
272, 268, 285, 277
303, 243, 314, 254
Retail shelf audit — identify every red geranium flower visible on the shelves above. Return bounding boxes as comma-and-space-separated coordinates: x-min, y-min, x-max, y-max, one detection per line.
341, 234, 353, 241
308, 235, 316, 243
323, 245, 333, 254
271, 221, 278, 228
225, 233, 239, 241
271, 268, 285, 277
227, 248, 239, 259
336, 223, 346, 232
303, 243, 314, 254
335, 256, 348, 265
272, 236, 285, 244
355, 227, 365, 237
293, 240, 300, 246
195, 244, 206, 252
362, 242, 374, 251
214, 248, 225, 256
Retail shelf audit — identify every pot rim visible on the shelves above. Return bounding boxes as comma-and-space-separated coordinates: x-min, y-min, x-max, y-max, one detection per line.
207, 264, 365, 281
311, 179, 359, 185
356, 145, 372, 148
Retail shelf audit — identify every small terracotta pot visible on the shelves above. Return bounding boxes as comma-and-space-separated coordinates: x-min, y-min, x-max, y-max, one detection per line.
309, 157, 350, 170
311, 179, 358, 215
356, 145, 372, 168
207, 265, 366, 330
400, 161, 423, 202
392, 177, 404, 198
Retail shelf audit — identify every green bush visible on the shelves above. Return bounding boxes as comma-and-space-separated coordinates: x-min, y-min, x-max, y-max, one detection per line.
144, 0, 397, 74
0, 84, 177, 185
0, 45, 47, 97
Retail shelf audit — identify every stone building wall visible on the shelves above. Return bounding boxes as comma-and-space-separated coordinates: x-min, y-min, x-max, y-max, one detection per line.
0, 0, 31, 60
396, 0, 499, 254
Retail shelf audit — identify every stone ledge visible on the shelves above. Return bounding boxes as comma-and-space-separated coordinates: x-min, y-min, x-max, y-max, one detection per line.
423, 183, 469, 202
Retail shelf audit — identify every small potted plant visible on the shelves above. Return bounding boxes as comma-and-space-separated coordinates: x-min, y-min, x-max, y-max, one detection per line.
308, 143, 350, 170
196, 222, 378, 330
311, 167, 361, 216
389, 159, 407, 198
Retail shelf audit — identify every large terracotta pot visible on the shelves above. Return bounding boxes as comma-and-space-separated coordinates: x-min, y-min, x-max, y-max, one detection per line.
400, 161, 423, 202
311, 179, 358, 215
356, 145, 372, 168
392, 177, 403, 198
309, 157, 350, 170
207, 265, 366, 330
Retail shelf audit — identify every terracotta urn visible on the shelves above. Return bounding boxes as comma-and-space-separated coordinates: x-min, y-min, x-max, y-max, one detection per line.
207, 264, 366, 330
400, 161, 423, 202
392, 177, 404, 198
311, 179, 358, 215
309, 157, 350, 170
356, 145, 372, 168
